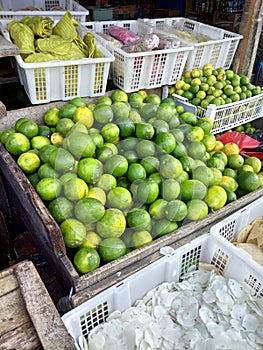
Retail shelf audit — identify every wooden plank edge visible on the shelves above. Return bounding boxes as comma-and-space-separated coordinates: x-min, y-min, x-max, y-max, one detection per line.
15, 260, 76, 350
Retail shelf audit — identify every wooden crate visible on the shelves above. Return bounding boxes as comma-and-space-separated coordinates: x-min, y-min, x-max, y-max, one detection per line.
1, 98, 263, 308
0, 260, 75, 350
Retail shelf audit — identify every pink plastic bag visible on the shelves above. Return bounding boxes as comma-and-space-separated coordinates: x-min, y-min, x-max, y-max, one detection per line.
108, 25, 140, 45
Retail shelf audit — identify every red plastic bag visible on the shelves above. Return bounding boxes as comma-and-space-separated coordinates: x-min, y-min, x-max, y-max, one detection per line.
217, 131, 260, 151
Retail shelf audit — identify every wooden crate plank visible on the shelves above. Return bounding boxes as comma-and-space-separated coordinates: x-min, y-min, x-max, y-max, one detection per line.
0, 321, 42, 350
0, 35, 19, 58
0, 273, 18, 296
15, 261, 76, 350
0, 288, 30, 336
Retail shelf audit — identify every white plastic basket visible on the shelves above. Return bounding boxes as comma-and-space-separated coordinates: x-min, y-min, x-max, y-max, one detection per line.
0, 0, 89, 22
82, 20, 193, 93
1, 21, 114, 104
210, 196, 263, 272
172, 92, 263, 134
140, 17, 243, 71
62, 234, 263, 349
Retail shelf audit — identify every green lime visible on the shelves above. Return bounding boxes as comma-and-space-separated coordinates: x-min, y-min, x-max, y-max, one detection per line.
15, 118, 39, 139
116, 117, 135, 138
38, 163, 59, 179
107, 187, 133, 210
160, 178, 181, 201
75, 197, 105, 224
131, 230, 152, 249
181, 179, 207, 202
165, 200, 188, 222
96, 142, 118, 162
49, 147, 75, 173
0, 128, 16, 145
99, 237, 126, 262
93, 104, 114, 124
63, 131, 95, 159
5, 132, 30, 156
149, 199, 168, 219
159, 154, 183, 179
58, 103, 77, 120
48, 197, 74, 223
136, 178, 159, 204
135, 122, 155, 140
96, 173, 117, 192
63, 177, 89, 201
127, 163, 147, 181
127, 208, 151, 231
105, 154, 129, 178
111, 89, 128, 103
36, 177, 62, 201
96, 208, 126, 238
155, 132, 176, 154
191, 165, 215, 186
77, 157, 103, 184
205, 185, 227, 210
151, 218, 178, 238
186, 199, 209, 220
111, 101, 130, 119
237, 171, 261, 192
135, 139, 156, 158
43, 108, 60, 127
101, 123, 120, 143
140, 156, 159, 174
74, 247, 100, 274
70, 97, 87, 107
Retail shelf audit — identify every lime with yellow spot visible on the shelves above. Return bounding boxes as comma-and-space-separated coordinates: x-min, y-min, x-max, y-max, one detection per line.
145, 93, 161, 105
61, 218, 86, 248
81, 232, 102, 250
222, 142, 240, 156
75, 197, 105, 224
50, 132, 64, 145
43, 108, 60, 127
149, 199, 168, 219
17, 152, 41, 174
96, 173, 117, 192
159, 154, 183, 179
202, 134, 216, 151
63, 177, 89, 201
186, 126, 204, 142
244, 156, 262, 173
205, 185, 227, 210
219, 175, 238, 193
56, 118, 74, 137
131, 230, 152, 249
99, 237, 126, 262
101, 122, 120, 143
87, 187, 106, 205
111, 89, 128, 103
36, 177, 62, 201
96, 208, 126, 238
74, 247, 100, 274
137, 89, 148, 101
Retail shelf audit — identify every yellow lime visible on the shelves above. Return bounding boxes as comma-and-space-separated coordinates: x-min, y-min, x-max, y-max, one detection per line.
202, 134, 216, 151
137, 89, 148, 101
222, 142, 240, 156
99, 237, 126, 262
61, 218, 86, 249
74, 247, 100, 274
96, 208, 126, 238
36, 177, 62, 201
17, 152, 41, 174
186, 126, 204, 142
73, 106, 94, 128
48, 197, 74, 223
50, 132, 64, 145
205, 185, 227, 210
77, 157, 103, 184
219, 175, 239, 192
75, 197, 105, 224
86, 187, 106, 205
5, 132, 30, 156
186, 199, 209, 220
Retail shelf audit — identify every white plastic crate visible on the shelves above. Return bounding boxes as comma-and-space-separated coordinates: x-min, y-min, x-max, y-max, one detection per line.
1, 22, 114, 104
0, 0, 89, 22
210, 196, 263, 273
82, 20, 193, 93
62, 234, 263, 349
172, 92, 263, 134
140, 17, 243, 71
